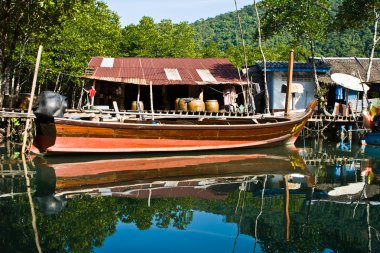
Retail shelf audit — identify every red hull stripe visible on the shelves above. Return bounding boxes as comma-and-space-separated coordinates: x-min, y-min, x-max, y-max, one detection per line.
45, 135, 291, 153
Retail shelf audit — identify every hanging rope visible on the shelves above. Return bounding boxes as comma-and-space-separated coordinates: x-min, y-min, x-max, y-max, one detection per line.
207, 84, 263, 97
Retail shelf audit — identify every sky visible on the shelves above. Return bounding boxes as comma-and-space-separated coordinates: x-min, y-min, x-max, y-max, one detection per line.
103, 0, 255, 26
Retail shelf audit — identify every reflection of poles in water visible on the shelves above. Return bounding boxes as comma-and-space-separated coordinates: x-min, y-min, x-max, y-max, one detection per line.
232, 178, 248, 253
253, 175, 267, 253
367, 203, 372, 253
148, 183, 152, 207
284, 175, 290, 241
22, 155, 42, 253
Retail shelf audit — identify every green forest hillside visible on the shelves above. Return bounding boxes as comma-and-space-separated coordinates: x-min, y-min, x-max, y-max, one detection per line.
191, 0, 374, 61
0, 0, 377, 109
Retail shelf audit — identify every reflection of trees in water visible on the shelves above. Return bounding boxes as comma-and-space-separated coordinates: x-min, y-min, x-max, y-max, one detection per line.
1, 187, 380, 253
238, 197, 380, 253
0, 197, 38, 253
0, 194, 194, 253
117, 198, 193, 230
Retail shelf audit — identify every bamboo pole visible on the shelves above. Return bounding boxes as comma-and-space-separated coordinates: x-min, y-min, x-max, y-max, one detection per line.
149, 81, 154, 120
284, 49, 294, 116
21, 45, 43, 154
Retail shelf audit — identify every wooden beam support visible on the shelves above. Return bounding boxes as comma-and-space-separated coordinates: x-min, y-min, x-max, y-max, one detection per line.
285, 49, 294, 116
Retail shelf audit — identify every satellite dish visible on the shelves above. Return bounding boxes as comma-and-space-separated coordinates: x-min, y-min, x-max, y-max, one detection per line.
331, 73, 369, 92
290, 83, 304, 94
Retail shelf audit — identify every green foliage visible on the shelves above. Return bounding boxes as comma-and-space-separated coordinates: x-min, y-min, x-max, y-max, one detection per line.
15, 0, 123, 106
333, 0, 380, 30
191, 0, 376, 63
0, 0, 91, 106
261, 0, 331, 43
40, 0, 122, 77
0, 0, 378, 107
121, 17, 198, 58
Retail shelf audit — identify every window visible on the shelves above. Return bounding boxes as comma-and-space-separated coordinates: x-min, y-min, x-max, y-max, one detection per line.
197, 69, 217, 82
164, 68, 182, 80
100, 58, 114, 67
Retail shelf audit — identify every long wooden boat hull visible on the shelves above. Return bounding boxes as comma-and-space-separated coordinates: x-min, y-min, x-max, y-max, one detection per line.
32, 101, 317, 154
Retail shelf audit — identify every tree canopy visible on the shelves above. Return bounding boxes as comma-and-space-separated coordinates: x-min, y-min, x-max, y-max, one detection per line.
0, 0, 378, 108
120, 17, 198, 58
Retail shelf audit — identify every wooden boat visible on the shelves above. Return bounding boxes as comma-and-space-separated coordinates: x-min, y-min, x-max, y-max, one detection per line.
31, 100, 317, 155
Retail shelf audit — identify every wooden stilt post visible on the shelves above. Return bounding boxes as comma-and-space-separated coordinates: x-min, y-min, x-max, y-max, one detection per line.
113, 101, 121, 121
137, 84, 141, 106
78, 80, 85, 109
21, 45, 43, 154
285, 49, 294, 116
136, 84, 143, 120
149, 81, 154, 120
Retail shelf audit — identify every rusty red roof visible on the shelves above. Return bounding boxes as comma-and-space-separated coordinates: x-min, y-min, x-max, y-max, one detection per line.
83, 57, 245, 85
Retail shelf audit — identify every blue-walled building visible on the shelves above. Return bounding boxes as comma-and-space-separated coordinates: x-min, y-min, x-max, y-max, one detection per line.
250, 61, 330, 112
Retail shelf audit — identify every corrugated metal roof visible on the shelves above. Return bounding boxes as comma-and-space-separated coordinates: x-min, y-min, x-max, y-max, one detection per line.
256, 61, 330, 73
84, 57, 245, 85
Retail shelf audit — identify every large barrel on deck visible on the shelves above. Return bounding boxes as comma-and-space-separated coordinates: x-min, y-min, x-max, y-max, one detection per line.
205, 100, 219, 112
188, 99, 205, 112
174, 98, 180, 110
131, 101, 144, 111
177, 98, 188, 111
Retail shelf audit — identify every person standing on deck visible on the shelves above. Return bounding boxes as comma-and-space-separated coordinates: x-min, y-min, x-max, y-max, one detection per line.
223, 85, 237, 112
87, 85, 96, 106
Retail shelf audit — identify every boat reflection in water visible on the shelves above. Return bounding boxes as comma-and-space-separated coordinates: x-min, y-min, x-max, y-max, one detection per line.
34, 147, 310, 202
31, 147, 317, 252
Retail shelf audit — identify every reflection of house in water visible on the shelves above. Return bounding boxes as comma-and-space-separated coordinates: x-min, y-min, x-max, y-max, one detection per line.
82, 57, 245, 111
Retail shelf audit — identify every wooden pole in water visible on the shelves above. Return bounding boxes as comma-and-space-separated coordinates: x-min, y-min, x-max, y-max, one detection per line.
149, 81, 154, 120
21, 45, 43, 154
285, 49, 294, 116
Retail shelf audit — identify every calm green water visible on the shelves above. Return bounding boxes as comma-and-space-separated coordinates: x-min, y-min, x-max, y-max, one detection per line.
0, 140, 379, 253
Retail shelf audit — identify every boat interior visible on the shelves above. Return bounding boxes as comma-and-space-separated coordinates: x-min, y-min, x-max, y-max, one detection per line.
63, 109, 292, 125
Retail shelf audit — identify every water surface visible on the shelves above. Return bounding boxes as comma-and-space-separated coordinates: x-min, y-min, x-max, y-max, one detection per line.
0, 140, 379, 253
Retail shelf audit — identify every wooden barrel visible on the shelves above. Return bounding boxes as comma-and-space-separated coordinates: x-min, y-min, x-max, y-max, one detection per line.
205, 100, 219, 112
18, 93, 32, 110
188, 99, 205, 112
131, 101, 144, 111
175, 98, 180, 110
177, 98, 188, 111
